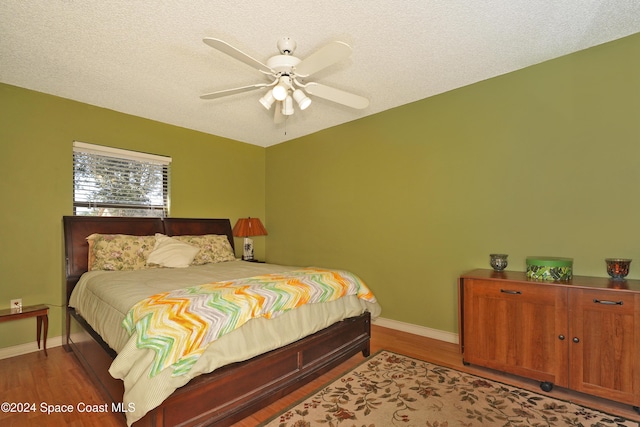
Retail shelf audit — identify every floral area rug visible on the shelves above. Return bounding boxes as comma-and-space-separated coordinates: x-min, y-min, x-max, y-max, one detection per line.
260, 350, 637, 427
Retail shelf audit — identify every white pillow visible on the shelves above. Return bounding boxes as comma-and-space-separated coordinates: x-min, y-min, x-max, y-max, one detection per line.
147, 233, 200, 268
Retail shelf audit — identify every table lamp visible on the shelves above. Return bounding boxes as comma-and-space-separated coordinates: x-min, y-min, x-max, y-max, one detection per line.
232, 217, 268, 261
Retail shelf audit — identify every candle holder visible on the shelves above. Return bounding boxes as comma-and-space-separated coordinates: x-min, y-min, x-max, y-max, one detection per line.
489, 254, 508, 272
605, 258, 631, 280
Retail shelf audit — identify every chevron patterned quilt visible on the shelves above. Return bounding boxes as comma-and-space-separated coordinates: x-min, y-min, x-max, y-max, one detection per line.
122, 267, 377, 377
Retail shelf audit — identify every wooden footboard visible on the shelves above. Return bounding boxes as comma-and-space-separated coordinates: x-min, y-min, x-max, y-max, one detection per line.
67, 308, 371, 427
67, 309, 123, 406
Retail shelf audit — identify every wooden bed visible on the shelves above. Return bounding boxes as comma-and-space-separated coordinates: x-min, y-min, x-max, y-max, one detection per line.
63, 216, 372, 427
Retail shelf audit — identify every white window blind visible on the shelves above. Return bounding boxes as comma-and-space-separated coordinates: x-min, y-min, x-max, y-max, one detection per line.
73, 141, 171, 217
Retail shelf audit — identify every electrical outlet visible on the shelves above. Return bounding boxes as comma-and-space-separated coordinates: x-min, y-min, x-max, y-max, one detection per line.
10, 298, 22, 313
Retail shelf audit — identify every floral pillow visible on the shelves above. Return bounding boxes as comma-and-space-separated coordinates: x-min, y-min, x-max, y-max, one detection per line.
172, 234, 236, 265
86, 233, 156, 271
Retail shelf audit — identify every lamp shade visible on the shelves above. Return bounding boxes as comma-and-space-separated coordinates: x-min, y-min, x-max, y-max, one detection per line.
259, 91, 276, 110
272, 83, 288, 101
293, 89, 311, 110
232, 217, 268, 237
282, 95, 294, 116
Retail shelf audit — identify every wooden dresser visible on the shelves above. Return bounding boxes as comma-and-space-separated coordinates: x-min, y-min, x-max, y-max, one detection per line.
458, 269, 640, 408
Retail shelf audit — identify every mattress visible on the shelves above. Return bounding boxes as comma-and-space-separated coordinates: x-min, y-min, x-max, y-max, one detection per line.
69, 260, 381, 425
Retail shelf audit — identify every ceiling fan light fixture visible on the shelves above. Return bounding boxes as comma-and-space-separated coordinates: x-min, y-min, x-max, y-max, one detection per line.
258, 91, 276, 109
272, 84, 288, 101
282, 95, 294, 116
293, 89, 312, 110
272, 86, 287, 101
272, 76, 290, 101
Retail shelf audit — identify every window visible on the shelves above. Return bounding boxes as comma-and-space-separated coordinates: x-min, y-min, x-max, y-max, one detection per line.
73, 141, 171, 217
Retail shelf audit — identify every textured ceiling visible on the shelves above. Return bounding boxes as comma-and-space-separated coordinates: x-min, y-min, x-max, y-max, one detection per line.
1, 1, 639, 147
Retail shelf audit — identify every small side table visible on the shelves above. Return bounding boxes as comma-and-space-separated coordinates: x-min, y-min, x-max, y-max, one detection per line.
0, 304, 49, 356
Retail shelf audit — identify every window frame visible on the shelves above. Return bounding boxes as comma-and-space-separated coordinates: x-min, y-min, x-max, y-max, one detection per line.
72, 141, 171, 217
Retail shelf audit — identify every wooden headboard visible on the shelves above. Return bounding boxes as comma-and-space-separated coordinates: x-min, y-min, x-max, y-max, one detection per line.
62, 216, 235, 303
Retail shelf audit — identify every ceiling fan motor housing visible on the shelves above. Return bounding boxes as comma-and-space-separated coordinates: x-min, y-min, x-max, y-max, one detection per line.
266, 55, 301, 74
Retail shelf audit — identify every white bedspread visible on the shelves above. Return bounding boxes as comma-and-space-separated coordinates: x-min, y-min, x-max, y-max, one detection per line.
69, 260, 381, 425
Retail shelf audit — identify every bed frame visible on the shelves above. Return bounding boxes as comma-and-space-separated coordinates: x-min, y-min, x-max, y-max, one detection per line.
63, 216, 372, 427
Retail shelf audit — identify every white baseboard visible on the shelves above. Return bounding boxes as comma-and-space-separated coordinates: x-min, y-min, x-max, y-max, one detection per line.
0, 319, 457, 360
373, 317, 459, 344
0, 335, 64, 360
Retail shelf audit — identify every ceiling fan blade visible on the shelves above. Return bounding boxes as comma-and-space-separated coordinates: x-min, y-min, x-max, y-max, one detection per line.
294, 41, 352, 77
200, 84, 268, 100
304, 82, 369, 109
203, 38, 273, 74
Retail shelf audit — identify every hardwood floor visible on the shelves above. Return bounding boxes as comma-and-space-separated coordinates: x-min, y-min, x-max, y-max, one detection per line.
0, 325, 637, 426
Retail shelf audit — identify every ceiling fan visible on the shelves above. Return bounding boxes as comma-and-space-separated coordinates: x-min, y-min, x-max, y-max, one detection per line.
200, 37, 369, 123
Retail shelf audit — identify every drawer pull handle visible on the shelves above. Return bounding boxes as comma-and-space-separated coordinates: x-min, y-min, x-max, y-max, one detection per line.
500, 289, 522, 295
593, 299, 623, 306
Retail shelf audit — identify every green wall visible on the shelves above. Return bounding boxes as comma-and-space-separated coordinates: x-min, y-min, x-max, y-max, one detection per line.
0, 85, 266, 348
1, 32, 638, 349
265, 33, 640, 333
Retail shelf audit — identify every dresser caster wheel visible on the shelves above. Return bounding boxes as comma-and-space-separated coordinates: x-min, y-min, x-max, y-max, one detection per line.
540, 382, 554, 392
